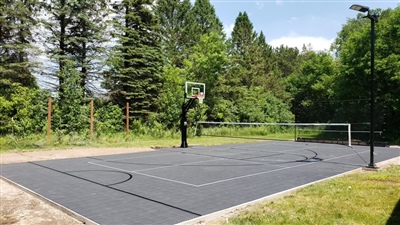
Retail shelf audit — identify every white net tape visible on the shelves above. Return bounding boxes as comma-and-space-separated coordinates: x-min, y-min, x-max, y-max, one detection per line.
194, 121, 352, 146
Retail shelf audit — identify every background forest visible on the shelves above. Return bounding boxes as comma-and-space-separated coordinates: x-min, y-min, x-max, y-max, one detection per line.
1, 0, 400, 144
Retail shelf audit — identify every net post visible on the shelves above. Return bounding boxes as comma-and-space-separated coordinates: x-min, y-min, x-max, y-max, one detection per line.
348, 123, 352, 147
194, 121, 199, 136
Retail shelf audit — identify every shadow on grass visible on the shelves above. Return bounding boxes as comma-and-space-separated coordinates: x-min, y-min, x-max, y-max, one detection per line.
387, 198, 400, 225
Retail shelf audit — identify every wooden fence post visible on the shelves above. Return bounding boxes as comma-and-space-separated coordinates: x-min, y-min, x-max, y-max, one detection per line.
90, 100, 94, 140
47, 98, 52, 143
126, 102, 129, 136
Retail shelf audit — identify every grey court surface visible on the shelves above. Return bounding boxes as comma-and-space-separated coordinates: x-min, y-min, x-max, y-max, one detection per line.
1, 141, 399, 225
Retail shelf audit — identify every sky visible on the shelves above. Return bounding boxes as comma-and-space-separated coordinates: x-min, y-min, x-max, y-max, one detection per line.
211, 0, 400, 51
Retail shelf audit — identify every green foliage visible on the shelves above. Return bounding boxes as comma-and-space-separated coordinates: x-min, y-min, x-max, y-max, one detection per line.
66, 0, 109, 96
155, 0, 194, 68
237, 87, 294, 123
104, 0, 164, 119
0, 80, 50, 135
94, 103, 124, 134
156, 66, 185, 129
1, 2, 400, 144
191, 0, 224, 40
184, 31, 229, 121
333, 6, 400, 141
287, 51, 338, 123
229, 11, 258, 88
41, 0, 109, 97
52, 61, 88, 134
0, 0, 40, 88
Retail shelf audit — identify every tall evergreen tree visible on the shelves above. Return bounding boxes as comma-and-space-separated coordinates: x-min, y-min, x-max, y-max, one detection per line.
104, 0, 164, 119
41, 0, 109, 97
155, 0, 194, 68
66, 0, 109, 96
274, 45, 301, 78
0, 0, 39, 88
191, 0, 224, 43
41, 0, 72, 99
228, 11, 260, 88
231, 12, 255, 56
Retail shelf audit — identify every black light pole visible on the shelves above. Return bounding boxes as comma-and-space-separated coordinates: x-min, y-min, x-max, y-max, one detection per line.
350, 4, 379, 168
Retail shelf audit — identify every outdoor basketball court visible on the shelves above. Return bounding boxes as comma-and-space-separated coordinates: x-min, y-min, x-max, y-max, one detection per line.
1, 141, 399, 224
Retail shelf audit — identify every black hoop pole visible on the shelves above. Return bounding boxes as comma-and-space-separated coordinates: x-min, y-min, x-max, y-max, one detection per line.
180, 97, 196, 148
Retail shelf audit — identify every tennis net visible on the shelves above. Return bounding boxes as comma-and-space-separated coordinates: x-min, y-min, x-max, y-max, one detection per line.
195, 121, 352, 146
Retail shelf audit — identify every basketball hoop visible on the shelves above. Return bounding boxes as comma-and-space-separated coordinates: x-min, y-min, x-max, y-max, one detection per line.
195, 93, 205, 104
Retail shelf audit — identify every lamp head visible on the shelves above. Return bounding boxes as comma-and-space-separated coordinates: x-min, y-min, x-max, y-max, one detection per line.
350, 4, 369, 13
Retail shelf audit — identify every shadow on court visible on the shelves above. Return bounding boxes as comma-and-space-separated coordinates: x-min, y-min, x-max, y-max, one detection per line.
387, 198, 400, 225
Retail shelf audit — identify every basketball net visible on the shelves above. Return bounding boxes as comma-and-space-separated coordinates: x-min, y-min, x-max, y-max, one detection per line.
195, 93, 205, 104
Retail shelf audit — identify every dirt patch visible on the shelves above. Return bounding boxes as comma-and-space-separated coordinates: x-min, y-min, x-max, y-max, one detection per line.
0, 147, 154, 225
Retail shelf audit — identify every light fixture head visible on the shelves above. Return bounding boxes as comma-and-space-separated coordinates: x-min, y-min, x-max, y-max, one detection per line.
350, 4, 369, 13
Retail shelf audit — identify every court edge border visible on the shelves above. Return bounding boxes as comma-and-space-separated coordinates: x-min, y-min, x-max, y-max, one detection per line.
176, 156, 400, 225
0, 176, 99, 225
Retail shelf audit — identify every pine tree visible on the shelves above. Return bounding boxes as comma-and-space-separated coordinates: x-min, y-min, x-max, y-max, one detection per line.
41, 0, 109, 97
155, 0, 194, 68
104, 0, 164, 119
0, 0, 40, 88
191, 0, 224, 43
66, 0, 109, 96
41, 0, 72, 99
228, 11, 259, 88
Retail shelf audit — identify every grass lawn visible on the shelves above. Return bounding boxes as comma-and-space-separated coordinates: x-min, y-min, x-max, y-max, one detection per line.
0, 133, 270, 153
214, 165, 400, 225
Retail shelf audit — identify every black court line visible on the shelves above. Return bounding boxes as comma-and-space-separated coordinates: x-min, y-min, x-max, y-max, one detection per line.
66, 170, 133, 186
28, 161, 202, 217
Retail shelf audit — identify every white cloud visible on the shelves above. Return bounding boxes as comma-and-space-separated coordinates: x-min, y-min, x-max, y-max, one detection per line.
224, 23, 235, 38
269, 34, 334, 51
288, 17, 298, 23
256, 1, 265, 9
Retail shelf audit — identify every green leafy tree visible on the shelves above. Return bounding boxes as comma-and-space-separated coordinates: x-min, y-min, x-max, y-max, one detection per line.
94, 103, 124, 134
0, 79, 50, 135
286, 51, 338, 123
104, 0, 164, 119
333, 6, 400, 142
156, 65, 185, 129
52, 61, 88, 134
237, 87, 294, 123
184, 31, 229, 121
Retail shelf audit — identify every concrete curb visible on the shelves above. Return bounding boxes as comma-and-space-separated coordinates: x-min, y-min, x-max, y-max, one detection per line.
0, 176, 99, 225
177, 156, 400, 225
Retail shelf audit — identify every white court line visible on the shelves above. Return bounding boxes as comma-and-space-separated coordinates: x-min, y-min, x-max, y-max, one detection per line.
134, 158, 223, 172
89, 149, 369, 188
230, 146, 319, 153
248, 141, 351, 150
90, 152, 176, 162
88, 161, 200, 187
196, 150, 370, 187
